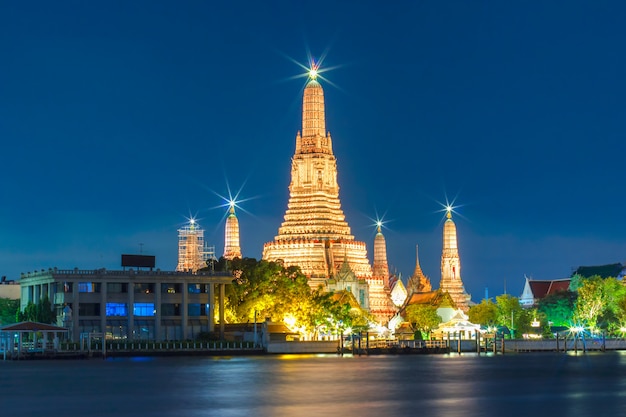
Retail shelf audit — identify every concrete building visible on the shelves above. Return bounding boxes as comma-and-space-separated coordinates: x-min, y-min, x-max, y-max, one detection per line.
19, 267, 231, 342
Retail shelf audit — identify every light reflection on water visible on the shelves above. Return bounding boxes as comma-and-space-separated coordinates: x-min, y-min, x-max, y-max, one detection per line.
1, 352, 625, 416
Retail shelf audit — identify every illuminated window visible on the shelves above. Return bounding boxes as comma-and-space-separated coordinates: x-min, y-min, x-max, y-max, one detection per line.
161, 283, 181, 294
78, 282, 101, 293
134, 283, 154, 294
188, 284, 208, 294
106, 303, 128, 316
134, 303, 155, 317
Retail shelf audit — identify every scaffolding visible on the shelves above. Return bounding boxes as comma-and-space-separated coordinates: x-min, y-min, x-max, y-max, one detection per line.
176, 220, 215, 272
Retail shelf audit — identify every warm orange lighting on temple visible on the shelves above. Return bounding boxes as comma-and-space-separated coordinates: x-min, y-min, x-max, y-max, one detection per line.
262, 67, 397, 324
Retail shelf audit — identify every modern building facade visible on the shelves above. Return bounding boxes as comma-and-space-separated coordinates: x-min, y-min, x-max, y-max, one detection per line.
19, 267, 231, 342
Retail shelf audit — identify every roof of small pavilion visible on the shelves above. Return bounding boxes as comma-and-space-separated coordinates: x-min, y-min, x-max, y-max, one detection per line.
0, 321, 68, 332
528, 279, 571, 299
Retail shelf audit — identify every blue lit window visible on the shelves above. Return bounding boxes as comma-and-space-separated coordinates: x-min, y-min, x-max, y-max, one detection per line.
79, 282, 101, 293
134, 303, 155, 317
106, 303, 128, 316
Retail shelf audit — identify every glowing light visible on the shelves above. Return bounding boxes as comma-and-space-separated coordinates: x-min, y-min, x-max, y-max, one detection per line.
570, 325, 584, 334
309, 65, 318, 80
284, 315, 297, 329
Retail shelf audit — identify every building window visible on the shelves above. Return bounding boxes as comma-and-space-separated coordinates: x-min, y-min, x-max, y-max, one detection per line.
79, 303, 101, 316
133, 303, 155, 317
161, 283, 181, 294
63, 282, 73, 293
188, 284, 208, 294
106, 303, 128, 316
188, 303, 209, 316
107, 283, 128, 294
161, 303, 181, 316
106, 320, 128, 339
78, 282, 101, 293
359, 289, 365, 306
134, 283, 154, 294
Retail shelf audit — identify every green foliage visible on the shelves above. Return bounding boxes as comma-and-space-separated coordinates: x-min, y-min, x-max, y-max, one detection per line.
468, 299, 498, 325
223, 257, 366, 336
537, 290, 576, 326
0, 297, 20, 325
495, 294, 529, 338
573, 275, 626, 332
16, 296, 56, 324
405, 304, 441, 339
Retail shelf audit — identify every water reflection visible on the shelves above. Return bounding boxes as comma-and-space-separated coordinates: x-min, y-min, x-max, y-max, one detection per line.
1, 353, 625, 417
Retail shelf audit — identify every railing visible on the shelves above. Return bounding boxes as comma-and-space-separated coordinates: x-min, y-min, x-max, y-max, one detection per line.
351, 339, 448, 349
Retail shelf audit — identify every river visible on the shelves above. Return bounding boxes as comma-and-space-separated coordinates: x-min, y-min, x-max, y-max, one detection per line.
1, 352, 625, 416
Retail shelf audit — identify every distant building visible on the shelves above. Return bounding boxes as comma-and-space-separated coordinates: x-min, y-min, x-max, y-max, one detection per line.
406, 245, 432, 295
0, 278, 20, 300
439, 209, 471, 311
223, 203, 242, 260
572, 263, 625, 280
389, 276, 407, 308
176, 219, 213, 272
19, 267, 231, 342
519, 276, 571, 307
326, 257, 369, 310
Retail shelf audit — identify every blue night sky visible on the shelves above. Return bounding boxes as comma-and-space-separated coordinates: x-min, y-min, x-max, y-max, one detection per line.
1, 1, 625, 300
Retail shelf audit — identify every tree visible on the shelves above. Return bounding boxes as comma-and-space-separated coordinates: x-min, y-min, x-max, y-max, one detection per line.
574, 275, 608, 330
404, 304, 441, 340
468, 299, 498, 325
0, 297, 20, 325
537, 290, 576, 327
574, 275, 626, 332
495, 294, 529, 338
222, 257, 363, 337
16, 296, 56, 324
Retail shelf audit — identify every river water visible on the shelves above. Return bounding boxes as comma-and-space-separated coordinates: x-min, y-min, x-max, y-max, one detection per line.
1, 352, 625, 416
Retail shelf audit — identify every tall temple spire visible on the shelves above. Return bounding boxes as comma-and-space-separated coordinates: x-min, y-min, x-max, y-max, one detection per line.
223, 203, 242, 260
263, 65, 395, 323
373, 222, 390, 287
407, 244, 432, 294
439, 208, 470, 311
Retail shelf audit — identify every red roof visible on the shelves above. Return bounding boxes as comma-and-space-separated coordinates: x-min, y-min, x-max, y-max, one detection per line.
528, 279, 571, 299
0, 321, 68, 332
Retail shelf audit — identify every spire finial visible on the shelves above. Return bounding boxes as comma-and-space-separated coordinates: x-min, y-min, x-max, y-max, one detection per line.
446, 206, 452, 219
309, 62, 318, 80
228, 200, 236, 215
376, 220, 382, 234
